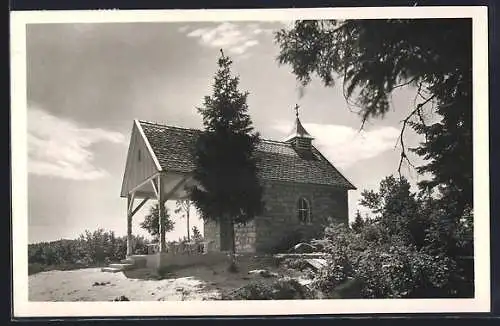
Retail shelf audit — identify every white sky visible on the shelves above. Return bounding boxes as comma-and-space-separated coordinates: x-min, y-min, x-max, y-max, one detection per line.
26, 21, 428, 244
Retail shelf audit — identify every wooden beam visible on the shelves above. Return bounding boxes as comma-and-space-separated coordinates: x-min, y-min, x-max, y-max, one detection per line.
157, 174, 191, 253
158, 174, 166, 252
128, 172, 160, 195
134, 119, 163, 172
150, 179, 159, 198
163, 175, 192, 201
130, 198, 149, 217
128, 191, 136, 214
126, 194, 133, 256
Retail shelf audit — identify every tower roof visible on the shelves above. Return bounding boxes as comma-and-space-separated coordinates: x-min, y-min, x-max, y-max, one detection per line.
283, 104, 314, 142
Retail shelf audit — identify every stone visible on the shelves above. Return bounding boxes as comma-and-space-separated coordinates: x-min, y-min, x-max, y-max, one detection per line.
290, 243, 316, 254
305, 259, 327, 271
248, 269, 278, 278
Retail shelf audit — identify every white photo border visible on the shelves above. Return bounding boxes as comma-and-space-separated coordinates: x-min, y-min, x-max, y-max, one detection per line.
10, 6, 490, 317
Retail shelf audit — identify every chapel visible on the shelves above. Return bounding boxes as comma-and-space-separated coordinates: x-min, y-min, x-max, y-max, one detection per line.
120, 107, 356, 254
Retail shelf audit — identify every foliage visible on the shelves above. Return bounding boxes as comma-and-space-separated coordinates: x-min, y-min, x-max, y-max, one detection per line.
175, 199, 192, 241
222, 278, 312, 300
140, 203, 175, 241
191, 50, 264, 257
350, 210, 365, 233
314, 223, 463, 298
313, 176, 473, 298
280, 258, 310, 272
275, 19, 473, 219
28, 229, 150, 274
191, 226, 203, 242
360, 176, 428, 249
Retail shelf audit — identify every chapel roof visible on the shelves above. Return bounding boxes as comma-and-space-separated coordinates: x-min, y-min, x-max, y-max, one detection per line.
137, 120, 356, 189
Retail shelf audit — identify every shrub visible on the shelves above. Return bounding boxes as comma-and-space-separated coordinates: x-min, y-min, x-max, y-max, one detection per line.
313, 222, 464, 298
222, 278, 313, 300
280, 258, 310, 271
28, 229, 152, 274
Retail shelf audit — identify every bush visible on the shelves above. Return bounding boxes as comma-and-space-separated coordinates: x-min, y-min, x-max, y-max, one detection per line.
313, 223, 466, 298
28, 229, 151, 274
280, 258, 310, 271
222, 278, 313, 300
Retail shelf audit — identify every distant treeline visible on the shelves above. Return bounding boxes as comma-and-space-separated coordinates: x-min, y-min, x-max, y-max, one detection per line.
28, 228, 150, 275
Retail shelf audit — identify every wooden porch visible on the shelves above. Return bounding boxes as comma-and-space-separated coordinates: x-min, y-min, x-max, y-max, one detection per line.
125, 171, 197, 256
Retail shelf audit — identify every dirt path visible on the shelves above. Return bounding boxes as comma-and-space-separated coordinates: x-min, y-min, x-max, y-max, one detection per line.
29, 268, 221, 301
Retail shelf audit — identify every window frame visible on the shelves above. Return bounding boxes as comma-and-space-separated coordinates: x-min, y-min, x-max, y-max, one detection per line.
297, 196, 312, 224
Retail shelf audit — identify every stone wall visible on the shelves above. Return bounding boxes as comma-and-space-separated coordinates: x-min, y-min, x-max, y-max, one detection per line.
203, 180, 349, 254
234, 220, 256, 253
203, 220, 220, 252
204, 219, 256, 253
254, 180, 349, 253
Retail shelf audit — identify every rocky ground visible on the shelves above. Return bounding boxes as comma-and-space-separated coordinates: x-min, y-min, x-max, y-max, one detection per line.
29, 255, 316, 302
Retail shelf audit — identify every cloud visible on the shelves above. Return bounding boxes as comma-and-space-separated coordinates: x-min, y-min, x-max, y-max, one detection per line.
273, 122, 400, 168
28, 106, 126, 180
177, 25, 191, 33
183, 22, 274, 56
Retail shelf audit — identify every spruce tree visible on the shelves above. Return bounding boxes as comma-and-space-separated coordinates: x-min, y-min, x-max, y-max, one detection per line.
351, 210, 365, 233
191, 50, 264, 268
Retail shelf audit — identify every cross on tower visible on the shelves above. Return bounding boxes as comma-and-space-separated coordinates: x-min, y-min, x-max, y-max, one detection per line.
294, 104, 300, 118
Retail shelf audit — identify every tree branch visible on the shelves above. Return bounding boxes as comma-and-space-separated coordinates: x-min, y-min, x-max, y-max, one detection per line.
391, 76, 419, 91
396, 94, 437, 178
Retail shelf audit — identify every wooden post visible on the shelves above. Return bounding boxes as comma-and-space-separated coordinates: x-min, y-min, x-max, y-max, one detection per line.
158, 175, 167, 252
126, 194, 133, 257
186, 201, 190, 242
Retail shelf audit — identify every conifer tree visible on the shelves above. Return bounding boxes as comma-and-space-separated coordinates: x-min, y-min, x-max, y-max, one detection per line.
275, 19, 472, 220
191, 50, 264, 268
351, 210, 365, 233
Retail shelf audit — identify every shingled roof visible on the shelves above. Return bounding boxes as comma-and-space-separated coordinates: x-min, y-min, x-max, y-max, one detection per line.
138, 120, 356, 189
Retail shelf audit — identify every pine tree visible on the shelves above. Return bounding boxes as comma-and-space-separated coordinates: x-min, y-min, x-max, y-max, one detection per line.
190, 50, 264, 269
351, 210, 365, 233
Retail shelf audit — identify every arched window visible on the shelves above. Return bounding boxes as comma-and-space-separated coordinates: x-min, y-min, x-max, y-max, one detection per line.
297, 197, 311, 224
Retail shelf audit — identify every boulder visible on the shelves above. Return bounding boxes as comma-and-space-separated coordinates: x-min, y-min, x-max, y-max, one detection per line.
305, 258, 327, 271
248, 269, 278, 278
290, 242, 316, 254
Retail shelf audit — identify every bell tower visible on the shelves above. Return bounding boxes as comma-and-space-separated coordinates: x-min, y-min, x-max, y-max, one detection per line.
284, 104, 314, 151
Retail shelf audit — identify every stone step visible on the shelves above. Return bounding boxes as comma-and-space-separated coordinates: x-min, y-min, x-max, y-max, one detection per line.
120, 258, 135, 264
101, 267, 123, 273
126, 255, 148, 268
108, 263, 135, 270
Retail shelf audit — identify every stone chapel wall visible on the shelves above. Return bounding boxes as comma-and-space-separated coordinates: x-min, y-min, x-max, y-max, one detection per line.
254, 180, 349, 253
203, 180, 349, 254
